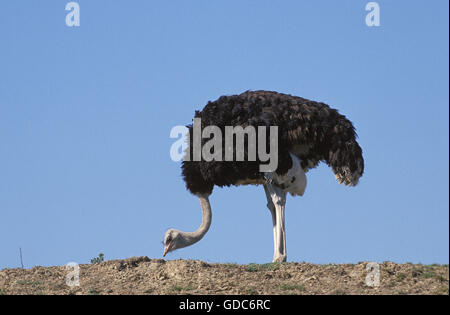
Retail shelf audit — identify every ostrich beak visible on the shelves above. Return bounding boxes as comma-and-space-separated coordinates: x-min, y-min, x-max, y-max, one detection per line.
163, 242, 172, 257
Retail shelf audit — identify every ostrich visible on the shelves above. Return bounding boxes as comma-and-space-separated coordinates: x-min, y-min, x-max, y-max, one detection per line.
163, 90, 364, 262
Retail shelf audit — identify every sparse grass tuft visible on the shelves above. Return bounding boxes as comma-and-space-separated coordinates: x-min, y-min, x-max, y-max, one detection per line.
171, 285, 183, 292
422, 272, 436, 279
410, 266, 447, 282
424, 272, 446, 282
245, 262, 281, 272
280, 283, 305, 292
16, 280, 40, 286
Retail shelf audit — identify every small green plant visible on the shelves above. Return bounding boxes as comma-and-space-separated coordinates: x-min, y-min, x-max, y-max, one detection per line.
87, 288, 100, 295
0, 289, 7, 295
171, 284, 194, 292
171, 285, 183, 292
245, 286, 258, 294
16, 280, 40, 286
422, 272, 436, 279
90, 253, 104, 264
280, 283, 305, 291
245, 264, 259, 272
245, 262, 281, 272
421, 271, 446, 282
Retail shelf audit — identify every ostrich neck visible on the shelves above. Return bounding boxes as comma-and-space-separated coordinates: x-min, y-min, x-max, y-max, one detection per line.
182, 194, 212, 246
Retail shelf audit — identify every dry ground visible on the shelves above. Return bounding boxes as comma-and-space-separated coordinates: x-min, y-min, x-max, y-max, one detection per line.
0, 257, 448, 295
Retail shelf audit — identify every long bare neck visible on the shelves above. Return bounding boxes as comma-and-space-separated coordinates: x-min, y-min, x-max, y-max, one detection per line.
181, 194, 212, 246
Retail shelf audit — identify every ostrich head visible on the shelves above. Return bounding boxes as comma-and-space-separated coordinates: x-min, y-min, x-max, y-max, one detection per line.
163, 229, 187, 256
162, 194, 212, 257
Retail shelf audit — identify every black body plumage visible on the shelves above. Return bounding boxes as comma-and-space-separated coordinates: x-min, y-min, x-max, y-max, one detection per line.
181, 90, 364, 195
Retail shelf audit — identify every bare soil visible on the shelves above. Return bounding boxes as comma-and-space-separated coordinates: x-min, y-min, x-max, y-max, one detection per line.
0, 257, 448, 295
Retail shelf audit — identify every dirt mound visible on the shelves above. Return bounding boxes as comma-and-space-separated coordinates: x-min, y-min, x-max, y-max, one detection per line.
0, 257, 448, 295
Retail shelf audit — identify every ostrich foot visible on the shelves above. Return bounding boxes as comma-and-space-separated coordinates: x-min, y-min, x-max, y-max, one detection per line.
273, 255, 287, 263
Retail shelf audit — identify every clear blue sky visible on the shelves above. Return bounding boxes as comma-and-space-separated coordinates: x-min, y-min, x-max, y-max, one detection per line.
0, 1, 448, 269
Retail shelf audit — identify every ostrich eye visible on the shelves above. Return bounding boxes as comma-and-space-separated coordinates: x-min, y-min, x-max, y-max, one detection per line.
166, 236, 172, 243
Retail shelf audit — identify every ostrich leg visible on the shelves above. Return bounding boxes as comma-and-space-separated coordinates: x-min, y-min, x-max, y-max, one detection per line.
264, 184, 278, 262
264, 183, 287, 262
